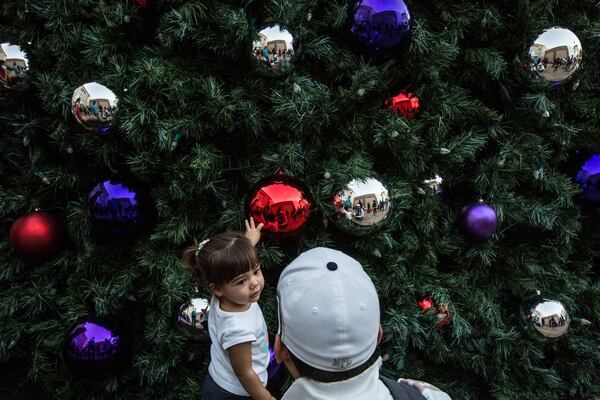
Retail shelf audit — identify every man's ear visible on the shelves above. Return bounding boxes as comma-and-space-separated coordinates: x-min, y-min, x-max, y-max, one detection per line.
377, 323, 383, 345
274, 333, 287, 364
209, 283, 223, 298
275, 334, 301, 380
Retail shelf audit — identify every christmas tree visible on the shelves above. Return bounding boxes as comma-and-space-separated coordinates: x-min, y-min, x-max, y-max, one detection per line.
1, 0, 600, 399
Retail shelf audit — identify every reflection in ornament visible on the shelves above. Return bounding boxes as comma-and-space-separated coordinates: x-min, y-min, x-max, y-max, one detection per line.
246, 175, 312, 237
71, 82, 119, 132
253, 25, 296, 71
528, 27, 582, 86
63, 316, 132, 377
347, 0, 412, 57
331, 176, 391, 236
0, 43, 28, 88
177, 297, 210, 338
86, 176, 155, 237
521, 294, 571, 342
387, 90, 420, 119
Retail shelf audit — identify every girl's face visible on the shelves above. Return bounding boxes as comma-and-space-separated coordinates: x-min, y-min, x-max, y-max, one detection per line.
211, 264, 264, 312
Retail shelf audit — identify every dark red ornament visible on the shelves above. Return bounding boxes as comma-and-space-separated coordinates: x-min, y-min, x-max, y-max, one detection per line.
387, 90, 420, 119
246, 175, 312, 237
418, 297, 451, 327
9, 211, 65, 261
132, 0, 147, 7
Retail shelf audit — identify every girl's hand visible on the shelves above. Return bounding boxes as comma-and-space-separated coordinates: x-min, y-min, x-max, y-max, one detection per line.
244, 217, 264, 246
228, 342, 274, 400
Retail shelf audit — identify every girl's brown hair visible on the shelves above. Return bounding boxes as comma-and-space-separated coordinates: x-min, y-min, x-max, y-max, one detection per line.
182, 231, 258, 286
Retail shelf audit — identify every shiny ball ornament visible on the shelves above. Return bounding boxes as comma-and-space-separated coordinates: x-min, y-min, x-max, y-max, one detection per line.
387, 90, 420, 119
420, 174, 443, 198
564, 151, 600, 206
176, 297, 210, 339
347, 0, 412, 58
331, 176, 391, 236
86, 176, 155, 238
520, 294, 571, 342
71, 82, 119, 133
418, 297, 451, 327
458, 201, 498, 240
527, 27, 582, 86
246, 175, 312, 238
253, 25, 296, 71
63, 316, 133, 378
0, 43, 29, 88
9, 212, 65, 261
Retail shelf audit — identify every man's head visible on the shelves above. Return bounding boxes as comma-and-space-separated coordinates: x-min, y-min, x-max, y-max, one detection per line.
275, 247, 381, 382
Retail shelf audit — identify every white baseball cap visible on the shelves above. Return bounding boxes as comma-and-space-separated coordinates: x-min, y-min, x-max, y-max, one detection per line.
277, 247, 380, 372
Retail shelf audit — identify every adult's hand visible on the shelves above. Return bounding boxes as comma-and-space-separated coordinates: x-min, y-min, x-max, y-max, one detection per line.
397, 378, 452, 400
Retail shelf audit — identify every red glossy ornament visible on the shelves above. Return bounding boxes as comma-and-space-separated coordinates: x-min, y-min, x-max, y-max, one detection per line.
387, 90, 420, 119
418, 297, 451, 327
133, 0, 147, 7
9, 212, 65, 261
246, 175, 312, 237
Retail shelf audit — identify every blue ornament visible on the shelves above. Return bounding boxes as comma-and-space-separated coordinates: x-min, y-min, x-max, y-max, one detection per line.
86, 176, 155, 237
565, 151, 600, 205
63, 316, 133, 378
347, 0, 411, 58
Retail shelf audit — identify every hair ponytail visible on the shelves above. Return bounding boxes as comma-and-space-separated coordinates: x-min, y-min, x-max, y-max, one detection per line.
182, 239, 207, 284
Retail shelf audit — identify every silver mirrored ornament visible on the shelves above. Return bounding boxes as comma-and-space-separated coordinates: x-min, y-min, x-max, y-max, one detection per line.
177, 297, 210, 338
419, 174, 443, 198
521, 294, 570, 342
331, 176, 391, 236
0, 42, 28, 88
528, 27, 582, 86
72, 82, 119, 132
252, 24, 296, 71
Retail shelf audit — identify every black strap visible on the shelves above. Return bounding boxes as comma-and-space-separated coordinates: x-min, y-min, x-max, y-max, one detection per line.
380, 375, 428, 400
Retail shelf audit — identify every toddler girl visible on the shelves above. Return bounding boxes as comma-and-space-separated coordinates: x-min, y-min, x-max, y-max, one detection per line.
182, 218, 275, 400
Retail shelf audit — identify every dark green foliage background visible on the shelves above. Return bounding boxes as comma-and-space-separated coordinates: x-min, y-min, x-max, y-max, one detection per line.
1, 0, 599, 398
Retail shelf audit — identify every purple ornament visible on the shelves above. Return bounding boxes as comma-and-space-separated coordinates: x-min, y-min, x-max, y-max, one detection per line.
348, 0, 411, 57
459, 202, 498, 240
63, 316, 132, 378
565, 151, 600, 205
86, 176, 155, 237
